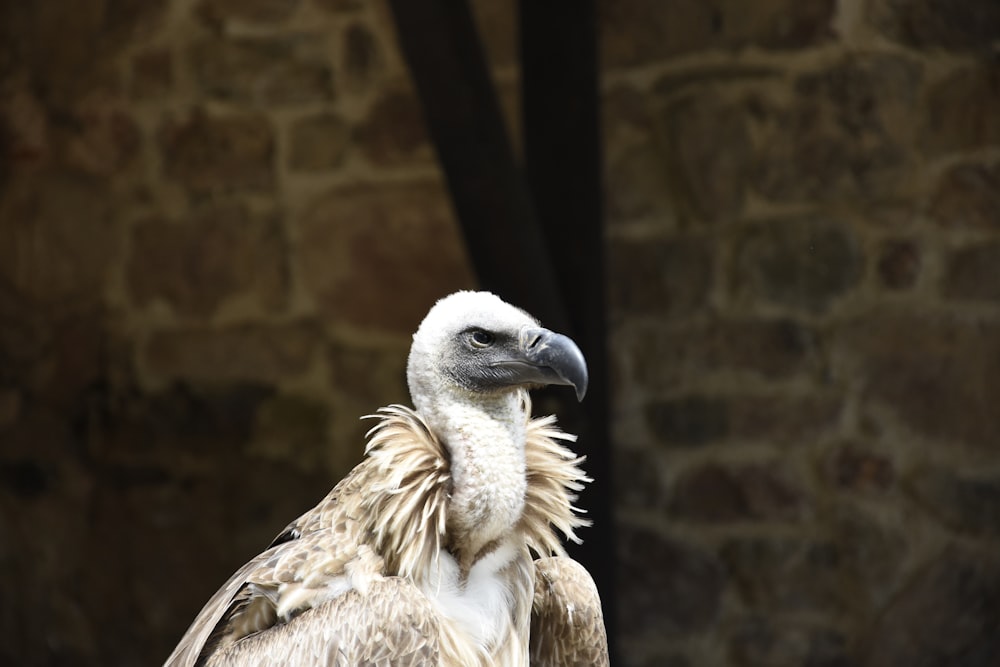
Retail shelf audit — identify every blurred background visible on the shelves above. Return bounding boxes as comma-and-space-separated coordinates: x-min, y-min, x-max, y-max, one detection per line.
1, 0, 999, 665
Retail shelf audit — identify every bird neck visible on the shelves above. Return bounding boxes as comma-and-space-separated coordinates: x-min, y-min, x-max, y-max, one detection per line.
423, 388, 528, 565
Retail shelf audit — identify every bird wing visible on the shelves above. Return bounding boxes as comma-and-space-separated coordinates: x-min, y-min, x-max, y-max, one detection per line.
529, 556, 609, 667
203, 576, 441, 667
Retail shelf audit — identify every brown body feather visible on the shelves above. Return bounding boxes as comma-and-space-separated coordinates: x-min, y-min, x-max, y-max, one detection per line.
165, 400, 605, 667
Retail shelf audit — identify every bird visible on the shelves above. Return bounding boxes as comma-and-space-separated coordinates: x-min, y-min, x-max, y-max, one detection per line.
164, 290, 608, 666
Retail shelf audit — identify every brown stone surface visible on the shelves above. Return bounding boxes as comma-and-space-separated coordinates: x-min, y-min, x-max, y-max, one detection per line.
822, 444, 894, 493
607, 236, 712, 320
341, 22, 381, 92
869, 0, 1000, 53
144, 323, 321, 384
630, 318, 820, 391
838, 312, 1000, 449
861, 546, 1000, 667
752, 55, 921, 204
722, 537, 853, 612
617, 525, 724, 642
906, 467, 1000, 538
922, 64, 1000, 156
189, 34, 334, 106
354, 86, 434, 166
602, 0, 835, 67
196, 0, 300, 26
0, 169, 118, 305
669, 462, 805, 522
928, 162, 1000, 230
728, 618, 850, 667
733, 217, 862, 313
296, 182, 474, 333
130, 48, 173, 99
288, 113, 350, 171
127, 206, 288, 318
942, 242, 1000, 302
658, 91, 752, 223
876, 239, 921, 289
159, 110, 274, 193
604, 143, 676, 222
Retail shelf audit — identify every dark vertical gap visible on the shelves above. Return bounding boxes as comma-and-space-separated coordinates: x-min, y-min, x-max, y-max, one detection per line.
520, 0, 616, 660
385, 0, 569, 333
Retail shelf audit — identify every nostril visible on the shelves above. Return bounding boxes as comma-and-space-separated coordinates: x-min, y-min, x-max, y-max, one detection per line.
527, 333, 542, 350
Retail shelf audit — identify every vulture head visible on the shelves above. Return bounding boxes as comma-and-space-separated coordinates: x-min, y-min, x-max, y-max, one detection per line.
407, 291, 587, 429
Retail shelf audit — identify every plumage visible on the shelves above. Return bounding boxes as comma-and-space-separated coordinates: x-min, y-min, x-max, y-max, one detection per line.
164, 291, 608, 666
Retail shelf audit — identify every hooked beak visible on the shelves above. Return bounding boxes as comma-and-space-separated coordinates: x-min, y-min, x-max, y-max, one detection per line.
491, 326, 589, 401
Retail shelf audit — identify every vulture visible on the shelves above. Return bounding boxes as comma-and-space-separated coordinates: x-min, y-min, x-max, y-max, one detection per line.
165, 291, 608, 666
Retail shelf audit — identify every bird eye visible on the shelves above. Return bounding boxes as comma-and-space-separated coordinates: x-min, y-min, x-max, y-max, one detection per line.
470, 330, 494, 348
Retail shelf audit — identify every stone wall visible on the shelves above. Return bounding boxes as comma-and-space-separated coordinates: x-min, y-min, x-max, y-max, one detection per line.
605, 0, 1000, 665
0, 0, 998, 665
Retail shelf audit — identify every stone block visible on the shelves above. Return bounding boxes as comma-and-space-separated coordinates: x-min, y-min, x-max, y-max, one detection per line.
906, 467, 1000, 539
127, 206, 288, 318
669, 462, 805, 522
861, 546, 1000, 667
658, 92, 751, 223
876, 239, 921, 290
821, 444, 894, 493
295, 181, 474, 334
922, 64, 1000, 156
752, 55, 921, 204
942, 242, 1000, 302
159, 110, 274, 193
340, 22, 381, 92
607, 236, 712, 320
354, 86, 434, 166
604, 143, 677, 223
130, 48, 173, 99
617, 525, 725, 643
327, 340, 409, 408
868, 0, 1000, 53
189, 34, 333, 106
288, 113, 350, 171
602, 0, 835, 67
247, 394, 330, 473
928, 162, 1000, 230
732, 217, 862, 313
728, 618, 850, 667
837, 312, 1000, 449
721, 537, 852, 612
613, 448, 669, 512
630, 318, 819, 391
0, 169, 117, 305
144, 323, 321, 385
196, 0, 300, 26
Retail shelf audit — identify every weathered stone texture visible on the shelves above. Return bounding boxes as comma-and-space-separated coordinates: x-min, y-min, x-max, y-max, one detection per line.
630, 318, 819, 391
288, 113, 350, 171
0, 170, 118, 305
876, 239, 921, 289
127, 207, 288, 318
929, 163, 1000, 230
869, 0, 1000, 53
617, 525, 725, 642
196, 0, 301, 26
751, 56, 922, 204
669, 462, 805, 522
942, 242, 1000, 302
190, 34, 334, 106
838, 312, 1000, 449
608, 236, 712, 320
732, 217, 863, 313
861, 547, 1000, 667
602, 0, 836, 67
144, 323, 321, 385
354, 86, 434, 166
296, 182, 474, 333
159, 110, 274, 192
922, 64, 1000, 155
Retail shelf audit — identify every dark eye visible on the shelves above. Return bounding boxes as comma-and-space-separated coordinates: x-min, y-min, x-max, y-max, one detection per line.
470, 330, 494, 348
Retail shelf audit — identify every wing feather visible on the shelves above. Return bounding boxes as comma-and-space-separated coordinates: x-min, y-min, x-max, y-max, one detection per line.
204, 577, 440, 667
529, 556, 609, 667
